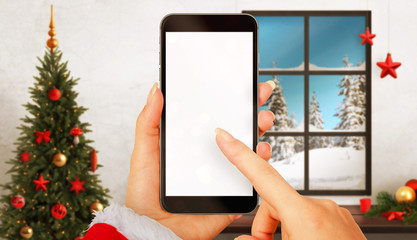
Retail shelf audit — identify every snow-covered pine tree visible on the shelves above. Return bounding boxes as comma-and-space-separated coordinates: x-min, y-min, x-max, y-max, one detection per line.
264, 75, 296, 162
309, 91, 326, 149
334, 55, 366, 150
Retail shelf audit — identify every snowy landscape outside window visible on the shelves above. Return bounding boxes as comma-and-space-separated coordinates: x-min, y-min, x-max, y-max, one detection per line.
244, 11, 371, 195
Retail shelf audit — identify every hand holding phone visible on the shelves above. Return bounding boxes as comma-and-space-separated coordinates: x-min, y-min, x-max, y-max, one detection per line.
125, 81, 274, 239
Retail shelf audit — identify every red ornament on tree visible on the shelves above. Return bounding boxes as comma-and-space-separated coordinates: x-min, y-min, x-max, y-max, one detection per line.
11, 194, 25, 209
91, 149, 97, 172
377, 53, 402, 78
33, 174, 50, 192
51, 203, 67, 219
69, 176, 86, 195
75, 237, 84, 240
19, 150, 31, 164
406, 179, 417, 191
48, 88, 61, 101
35, 130, 51, 144
70, 127, 83, 145
359, 27, 376, 45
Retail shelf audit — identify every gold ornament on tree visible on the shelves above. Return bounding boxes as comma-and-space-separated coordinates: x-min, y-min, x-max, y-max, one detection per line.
90, 200, 104, 213
46, 5, 58, 52
396, 186, 416, 204
19, 226, 33, 239
52, 153, 67, 167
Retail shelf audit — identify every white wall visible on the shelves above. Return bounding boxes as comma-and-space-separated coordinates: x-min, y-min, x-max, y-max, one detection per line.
0, 0, 416, 206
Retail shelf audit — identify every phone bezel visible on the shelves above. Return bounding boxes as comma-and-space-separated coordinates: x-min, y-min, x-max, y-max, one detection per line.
160, 14, 258, 214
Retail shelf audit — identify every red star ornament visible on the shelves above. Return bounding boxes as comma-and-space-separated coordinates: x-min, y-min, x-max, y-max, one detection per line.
381, 211, 404, 221
19, 150, 31, 164
33, 174, 50, 192
359, 27, 376, 45
69, 176, 86, 195
377, 53, 401, 78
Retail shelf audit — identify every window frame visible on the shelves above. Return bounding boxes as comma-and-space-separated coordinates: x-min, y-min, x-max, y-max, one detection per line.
243, 11, 372, 195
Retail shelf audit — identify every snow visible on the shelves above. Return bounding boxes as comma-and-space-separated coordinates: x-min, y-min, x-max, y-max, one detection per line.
292, 117, 365, 132
270, 147, 365, 190
260, 62, 366, 71
309, 62, 366, 71
261, 62, 305, 71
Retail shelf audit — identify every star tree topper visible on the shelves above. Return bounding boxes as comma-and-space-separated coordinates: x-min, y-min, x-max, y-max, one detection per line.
69, 176, 86, 195
377, 53, 402, 78
33, 174, 50, 192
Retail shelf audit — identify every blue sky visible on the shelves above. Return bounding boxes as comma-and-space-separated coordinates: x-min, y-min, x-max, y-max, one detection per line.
309, 16, 366, 68
257, 16, 304, 69
257, 16, 366, 129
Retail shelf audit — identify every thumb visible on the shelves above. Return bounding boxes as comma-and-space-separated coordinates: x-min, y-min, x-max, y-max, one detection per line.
134, 83, 164, 154
215, 128, 302, 220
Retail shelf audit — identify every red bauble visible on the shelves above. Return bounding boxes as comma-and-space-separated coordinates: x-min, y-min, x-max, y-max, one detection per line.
91, 149, 97, 172
51, 203, 67, 219
75, 237, 84, 240
11, 194, 25, 209
376, 53, 401, 78
48, 88, 61, 101
359, 27, 376, 45
406, 179, 417, 191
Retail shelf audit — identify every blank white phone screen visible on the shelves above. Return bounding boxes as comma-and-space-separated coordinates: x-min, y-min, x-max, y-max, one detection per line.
165, 32, 253, 196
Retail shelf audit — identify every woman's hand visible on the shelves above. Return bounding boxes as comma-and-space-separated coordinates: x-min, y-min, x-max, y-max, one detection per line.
126, 81, 276, 240
215, 128, 366, 240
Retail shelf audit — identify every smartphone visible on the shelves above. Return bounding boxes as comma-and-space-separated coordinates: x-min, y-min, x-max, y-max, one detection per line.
160, 14, 258, 213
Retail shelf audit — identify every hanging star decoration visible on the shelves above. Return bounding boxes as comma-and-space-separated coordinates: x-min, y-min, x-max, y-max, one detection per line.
19, 150, 31, 164
69, 176, 86, 195
381, 211, 404, 221
377, 53, 402, 78
359, 27, 376, 45
33, 174, 50, 192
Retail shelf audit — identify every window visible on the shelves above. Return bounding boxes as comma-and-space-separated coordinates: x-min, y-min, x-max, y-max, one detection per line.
244, 11, 371, 195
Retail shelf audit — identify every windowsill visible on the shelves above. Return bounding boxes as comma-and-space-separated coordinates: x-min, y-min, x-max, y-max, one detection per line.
223, 205, 417, 234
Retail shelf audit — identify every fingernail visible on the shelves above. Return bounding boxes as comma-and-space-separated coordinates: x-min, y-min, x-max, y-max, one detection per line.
266, 80, 276, 90
234, 214, 242, 220
215, 128, 235, 142
267, 110, 275, 120
147, 82, 158, 105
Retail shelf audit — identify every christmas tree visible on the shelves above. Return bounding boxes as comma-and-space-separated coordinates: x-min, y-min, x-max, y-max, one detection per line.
334, 54, 366, 150
0, 6, 109, 239
263, 75, 296, 162
309, 91, 326, 149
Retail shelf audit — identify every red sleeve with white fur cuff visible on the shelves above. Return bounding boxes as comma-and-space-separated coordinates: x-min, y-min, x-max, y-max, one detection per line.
86, 203, 181, 240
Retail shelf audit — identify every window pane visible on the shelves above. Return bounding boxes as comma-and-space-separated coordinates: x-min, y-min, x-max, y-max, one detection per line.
261, 136, 305, 190
309, 75, 366, 131
256, 16, 304, 70
309, 16, 366, 70
260, 75, 304, 131
309, 136, 365, 190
